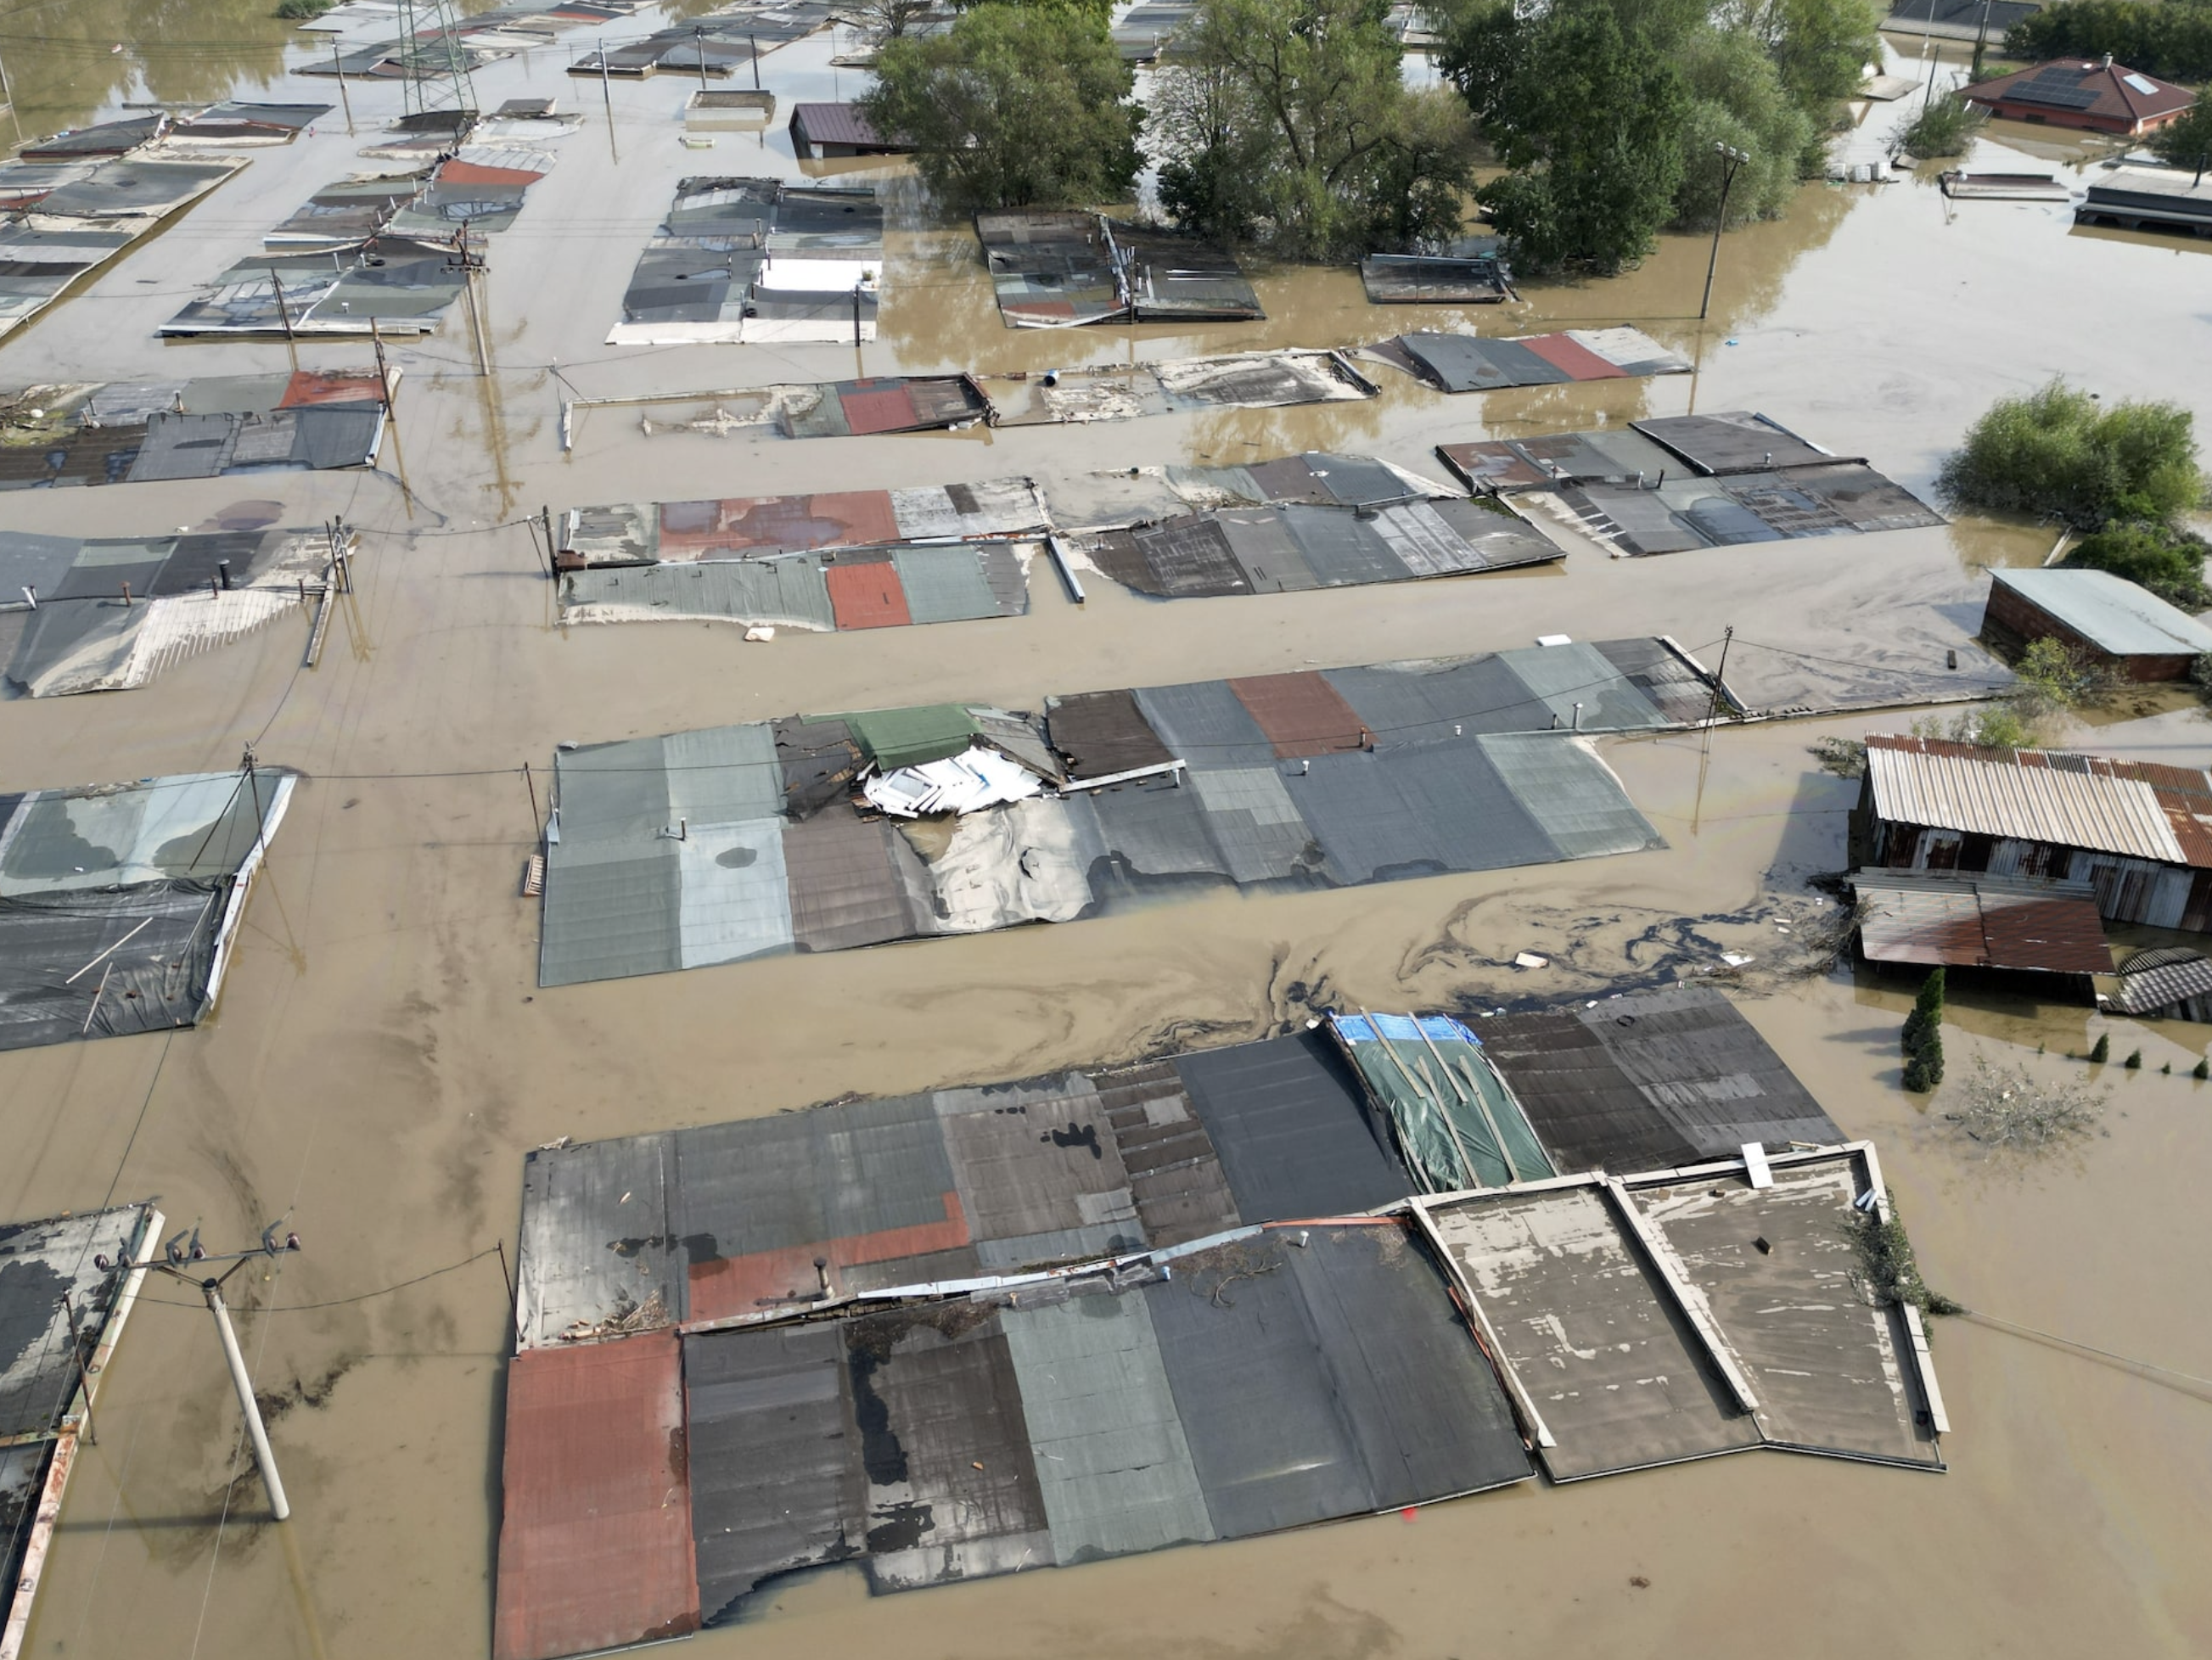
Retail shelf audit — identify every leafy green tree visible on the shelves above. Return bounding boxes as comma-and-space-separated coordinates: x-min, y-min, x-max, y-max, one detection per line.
1440, 0, 1690, 273
2150, 97, 2212, 172
1937, 380, 2209, 530
1731, 0, 1884, 121
1674, 27, 1817, 228
859, 5, 1142, 216
1152, 0, 1474, 258
2067, 523, 2212, 609
2006, 0, 2212, 84
1902, 965, 1946, 1052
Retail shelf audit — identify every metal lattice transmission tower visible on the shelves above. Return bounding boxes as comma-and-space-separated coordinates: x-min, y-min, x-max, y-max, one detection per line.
396, 0, 480, 121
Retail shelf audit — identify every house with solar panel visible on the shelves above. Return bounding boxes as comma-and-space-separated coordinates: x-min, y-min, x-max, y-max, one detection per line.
1962, 56, 2196, 137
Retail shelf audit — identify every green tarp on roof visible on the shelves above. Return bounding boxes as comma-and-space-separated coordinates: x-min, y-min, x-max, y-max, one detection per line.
1328, 1014, 1553, 1191
839, 704, 981, 770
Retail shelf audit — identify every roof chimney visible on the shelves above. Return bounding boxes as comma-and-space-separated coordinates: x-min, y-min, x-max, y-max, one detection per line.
2100, 52, 2113, 70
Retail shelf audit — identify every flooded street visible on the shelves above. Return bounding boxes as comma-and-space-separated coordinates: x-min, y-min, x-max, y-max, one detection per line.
3, 11, 2210, 1660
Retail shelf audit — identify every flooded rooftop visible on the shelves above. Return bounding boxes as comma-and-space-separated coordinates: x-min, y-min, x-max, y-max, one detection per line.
1, 8, 2210, 1660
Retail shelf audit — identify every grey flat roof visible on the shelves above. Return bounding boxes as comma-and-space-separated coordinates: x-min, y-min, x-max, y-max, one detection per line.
1629, 1156, 1945, 1467
1428, 1184, 1762, 1478
1992, 566, 2212, 657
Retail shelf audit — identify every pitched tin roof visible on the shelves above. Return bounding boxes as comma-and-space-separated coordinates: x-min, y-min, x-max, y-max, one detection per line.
1865, 734, 2212, 867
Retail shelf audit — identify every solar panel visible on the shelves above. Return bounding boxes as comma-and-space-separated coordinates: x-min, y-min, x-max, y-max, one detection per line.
2010, 69, 2098, 110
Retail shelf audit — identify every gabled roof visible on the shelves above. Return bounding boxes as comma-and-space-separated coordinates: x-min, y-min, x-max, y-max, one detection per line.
1965, 59, 2196, 125
1865, 734, 2212, 867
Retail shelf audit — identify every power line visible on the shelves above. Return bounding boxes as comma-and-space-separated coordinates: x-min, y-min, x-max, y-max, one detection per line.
131, 1244, 503, 1313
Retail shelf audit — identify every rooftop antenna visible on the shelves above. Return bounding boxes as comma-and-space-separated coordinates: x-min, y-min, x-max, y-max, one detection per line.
397, 0, 479, 124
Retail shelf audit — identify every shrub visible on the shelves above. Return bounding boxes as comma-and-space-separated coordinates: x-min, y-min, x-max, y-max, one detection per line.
1890, 95, 1988, 160
2124, 1048, 2143, 1068
1937, 380, 2208, 530
2067, 522, 2212, 611
2195, 1057, 2209, 1080
2089, 1033, 2111, 1063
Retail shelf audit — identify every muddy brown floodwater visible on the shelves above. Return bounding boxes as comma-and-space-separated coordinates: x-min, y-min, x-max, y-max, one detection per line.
3, 14, 2211, 1660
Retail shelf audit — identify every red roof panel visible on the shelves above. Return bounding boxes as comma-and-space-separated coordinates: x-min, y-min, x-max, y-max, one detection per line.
686, 1190, 970, 1321
493, 1333, 699, 1660
1519, 333, 1627, 381
837, 380, 923, 435
1230, 670, 1369, 757
277, 368, 388, 408
825, 557, 913, 629
657, 491, 900, 560
438, 159, 545, 187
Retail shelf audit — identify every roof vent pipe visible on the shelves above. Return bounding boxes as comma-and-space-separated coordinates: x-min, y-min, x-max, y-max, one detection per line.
2101, 52, 2113, 69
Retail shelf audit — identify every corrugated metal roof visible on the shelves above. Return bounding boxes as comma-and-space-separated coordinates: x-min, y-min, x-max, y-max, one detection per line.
2113, 948, 2212, 1015
1631, 412, 1834, 474
1991, 567, 2212, 658
1866, 734, 2212, 867
492, 1334, 700, 1660
824, 557, 911, 629
1854, 870, 2111, 974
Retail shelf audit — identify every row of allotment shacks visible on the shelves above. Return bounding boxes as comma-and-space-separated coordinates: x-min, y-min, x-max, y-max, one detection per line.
491, 989, 1950, 1660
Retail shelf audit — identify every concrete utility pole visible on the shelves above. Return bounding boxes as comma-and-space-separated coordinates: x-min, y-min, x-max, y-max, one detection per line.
101, 1224, 306, 1522
1699, 144, 1749, 322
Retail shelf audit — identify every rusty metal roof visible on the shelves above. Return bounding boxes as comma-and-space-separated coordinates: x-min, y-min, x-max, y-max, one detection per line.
1853, 870, 2112, 974
1866, 734, 2212, 868
492, 1334, 699, 1660
1227, 670, 1367, 757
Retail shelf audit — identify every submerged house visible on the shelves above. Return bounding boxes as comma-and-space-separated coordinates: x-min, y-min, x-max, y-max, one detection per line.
1962, 57, 2195, 137
788, 103, 909, 160
1981, 567, 2212, 682
1859, 733, 2212, 928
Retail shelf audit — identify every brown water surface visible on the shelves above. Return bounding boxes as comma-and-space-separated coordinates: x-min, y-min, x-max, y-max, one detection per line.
3, 16, 2211, 1660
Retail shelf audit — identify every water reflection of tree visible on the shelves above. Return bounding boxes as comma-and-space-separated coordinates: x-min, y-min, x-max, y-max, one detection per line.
1182, 391, 1390, 462
1509, 177, 1858, 337
3, 0, 301, 138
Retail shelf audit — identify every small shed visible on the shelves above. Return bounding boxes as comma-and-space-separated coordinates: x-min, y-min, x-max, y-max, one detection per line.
1859, 733, 2212, 929
1983, 567, 2212, 681
1963, 58, 2195, 136
788, 103, 908, 160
